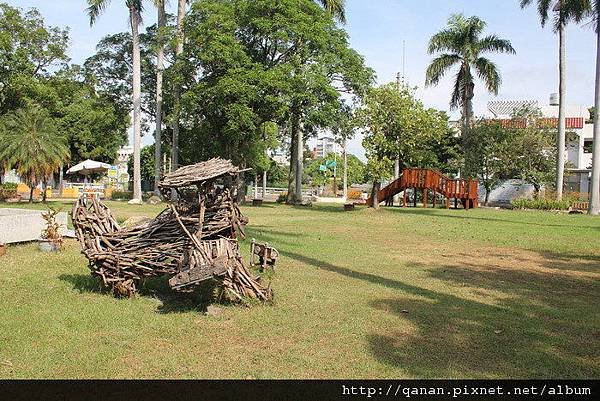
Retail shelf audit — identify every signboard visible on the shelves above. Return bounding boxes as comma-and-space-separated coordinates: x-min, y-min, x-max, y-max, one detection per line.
107, 166, 118, 178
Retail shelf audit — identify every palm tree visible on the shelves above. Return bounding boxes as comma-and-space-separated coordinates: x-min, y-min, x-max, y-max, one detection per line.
520, 0, 589, 201
425, 14, 515, 144
589, 0, 600, 214
316, 0, 346, 23
171, 0, 186, 175
154, 0, 166, 196
0, 107, 69, 202
87, 0, 143, 203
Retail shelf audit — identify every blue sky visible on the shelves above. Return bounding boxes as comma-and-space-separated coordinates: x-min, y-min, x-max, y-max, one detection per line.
6, 0, 599, 159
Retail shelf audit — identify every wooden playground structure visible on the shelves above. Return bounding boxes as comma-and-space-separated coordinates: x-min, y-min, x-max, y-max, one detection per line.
367, 168, 479, 209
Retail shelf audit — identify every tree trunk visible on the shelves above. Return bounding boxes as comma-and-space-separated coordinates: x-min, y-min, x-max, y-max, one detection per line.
294, 121, 304, 203
42, 181, 47, 203
371, 180, 380, 209
130, 7, 143, 203
393, 156, 400, 205
589, 26, 600, 215
343, 140, 348, 199
484, 187, 490, 206
58, 163, 64, 198
262, 170, 267, 199
287, 121, 297, 204
462, 80, 474, 157
556, 19, 566, 201
29, 185, 34, 203
254, 174, 258, 199
171, 0, 186, 174
154, 1, 166, 196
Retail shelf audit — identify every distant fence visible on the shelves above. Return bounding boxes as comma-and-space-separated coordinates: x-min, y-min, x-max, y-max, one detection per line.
248, 186, 313, 199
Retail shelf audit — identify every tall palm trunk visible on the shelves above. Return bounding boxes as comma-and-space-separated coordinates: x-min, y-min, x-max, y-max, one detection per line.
130, 6, 142, 202
462, 80, 474, 167
294, 120, 304, 203
557, 17, 566, 200
171, 0, 186, 172
287, 122, 297, 204
589, 24, 600, 215
154, 1, 166, 196
343, 139, 348, 199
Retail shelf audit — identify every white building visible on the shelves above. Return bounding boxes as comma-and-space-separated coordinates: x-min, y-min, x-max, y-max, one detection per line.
314, 136, 341, 158
269, 147, 289, 166
487, 96, 593, 194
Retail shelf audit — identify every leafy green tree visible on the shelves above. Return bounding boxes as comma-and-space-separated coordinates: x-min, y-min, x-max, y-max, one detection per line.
0, 3, 69, 114
0, 106, 69, 202
265, 161, 288, 188
83, 29, 159, 132
182, 0, 373, 204
464, 120, 510, 205
51, 73, 129, 165
425, 14, 515, 140
357, 83, 449, 208
362, 131, 393, 209
506, 108, 558, 195
86, 0, 144, 202
128, 144, 155, 183
305, 152, 365, 190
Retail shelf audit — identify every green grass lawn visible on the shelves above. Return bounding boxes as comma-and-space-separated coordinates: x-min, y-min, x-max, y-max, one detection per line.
0, 201, 599, 378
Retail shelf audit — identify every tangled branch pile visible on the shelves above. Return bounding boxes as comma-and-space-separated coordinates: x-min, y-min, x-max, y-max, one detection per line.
72, 158, 272, 302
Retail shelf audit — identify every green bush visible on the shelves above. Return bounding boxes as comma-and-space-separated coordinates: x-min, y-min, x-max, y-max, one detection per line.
276, 193, 287, 203
0, 182, 17, 190
111, 190, 133, 201
0, 183, 18, 200
511, 198, 571, 211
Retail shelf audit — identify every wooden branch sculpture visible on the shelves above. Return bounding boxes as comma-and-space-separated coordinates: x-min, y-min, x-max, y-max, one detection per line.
72, 158, 273, 302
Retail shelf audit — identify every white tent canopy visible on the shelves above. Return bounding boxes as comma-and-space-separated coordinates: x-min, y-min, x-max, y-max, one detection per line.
66, 159, 111, 176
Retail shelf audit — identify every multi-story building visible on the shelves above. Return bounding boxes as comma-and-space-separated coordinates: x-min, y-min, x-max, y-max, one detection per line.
487, 96, 593, 194
314, 136, 340, 158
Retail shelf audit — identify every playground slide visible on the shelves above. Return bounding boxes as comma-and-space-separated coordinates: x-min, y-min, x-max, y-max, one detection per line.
366, 168, 478, 209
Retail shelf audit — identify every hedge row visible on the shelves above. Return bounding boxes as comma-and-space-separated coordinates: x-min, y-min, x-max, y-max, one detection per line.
511, 198, 571, 211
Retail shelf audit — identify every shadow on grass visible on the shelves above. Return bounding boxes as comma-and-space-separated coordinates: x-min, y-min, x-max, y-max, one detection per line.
241, 203, 277, 209
369, 259, 599, 378
477, 250, 600, 275
58, 273, 219, 314
289, 204, 348, 214
384, 206, 600, 230
275, 246, 599, 377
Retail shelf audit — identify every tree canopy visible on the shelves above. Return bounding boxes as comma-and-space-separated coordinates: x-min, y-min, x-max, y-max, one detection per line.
180, 0, 373, 195
0, 3, 129, 171
0, 105, 69, 200
357, 83, 450, 182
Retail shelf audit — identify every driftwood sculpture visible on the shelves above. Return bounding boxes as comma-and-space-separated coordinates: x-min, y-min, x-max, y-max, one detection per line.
250, 239, 279, 272
72, 158, 273, 302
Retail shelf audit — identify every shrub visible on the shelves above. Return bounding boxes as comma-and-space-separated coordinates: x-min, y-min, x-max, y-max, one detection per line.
111, 190, 133, 201
0, 183, 18, 200
511, 198, 570, 211
0, 182, 18, 190
276, 192, 287, 203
